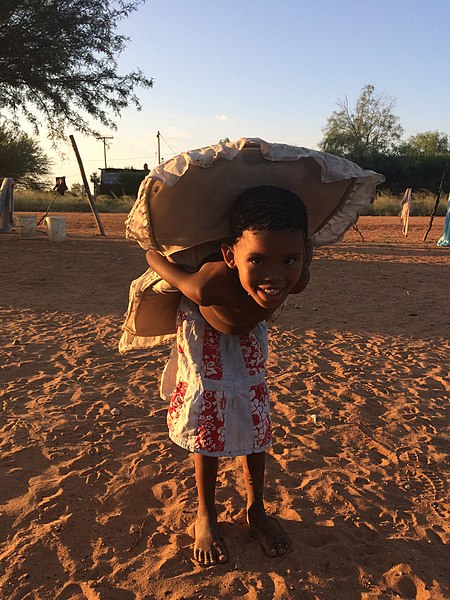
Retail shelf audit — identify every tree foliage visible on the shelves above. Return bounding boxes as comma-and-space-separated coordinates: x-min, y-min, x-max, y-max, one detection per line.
319, 84, 404, 160
90, 172, 101, 195
70, 182, 86, 195
400, 131, 449, 155
0, 0, 153, 142
367, 154, 448, 194
0, 124, 51, 188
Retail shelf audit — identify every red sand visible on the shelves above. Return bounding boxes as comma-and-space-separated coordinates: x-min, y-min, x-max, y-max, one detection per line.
0, 215, 449, 599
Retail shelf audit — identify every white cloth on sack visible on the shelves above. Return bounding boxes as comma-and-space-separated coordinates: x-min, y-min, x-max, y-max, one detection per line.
120, 138, 385, 353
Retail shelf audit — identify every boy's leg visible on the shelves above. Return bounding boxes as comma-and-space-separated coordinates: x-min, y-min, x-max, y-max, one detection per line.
241, 451, 290, 557
193, 453, 228, 566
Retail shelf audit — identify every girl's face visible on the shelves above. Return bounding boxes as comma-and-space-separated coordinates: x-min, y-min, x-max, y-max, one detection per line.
222, 228, 305, 309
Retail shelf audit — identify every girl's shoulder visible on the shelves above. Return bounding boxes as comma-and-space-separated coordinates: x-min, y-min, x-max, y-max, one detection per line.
195, 259, 242, 307
197, 251, 223, 267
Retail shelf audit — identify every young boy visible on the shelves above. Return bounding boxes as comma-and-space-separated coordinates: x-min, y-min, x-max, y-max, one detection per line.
146, 185, 311, 567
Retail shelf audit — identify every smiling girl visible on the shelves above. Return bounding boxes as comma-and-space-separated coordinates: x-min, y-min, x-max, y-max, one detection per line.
146, 186, 311, 566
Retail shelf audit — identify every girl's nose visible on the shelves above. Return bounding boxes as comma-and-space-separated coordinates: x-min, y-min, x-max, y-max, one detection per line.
264, 269, 283, 283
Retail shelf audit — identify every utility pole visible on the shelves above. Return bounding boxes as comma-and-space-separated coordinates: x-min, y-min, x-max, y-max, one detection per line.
157, 130, 161, 164
70, 135, 105, 236
96, 135, 113, 168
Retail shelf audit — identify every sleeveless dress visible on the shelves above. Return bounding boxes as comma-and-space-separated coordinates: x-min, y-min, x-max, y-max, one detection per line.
160, 297, 272, 457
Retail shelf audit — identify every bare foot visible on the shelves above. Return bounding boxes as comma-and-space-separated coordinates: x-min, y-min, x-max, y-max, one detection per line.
194, 511, 228, 566
247, 502, 290, 557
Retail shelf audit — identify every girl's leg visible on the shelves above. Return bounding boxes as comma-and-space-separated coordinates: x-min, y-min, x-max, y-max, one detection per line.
241, 452, 290, 557
193, 453, 228, 566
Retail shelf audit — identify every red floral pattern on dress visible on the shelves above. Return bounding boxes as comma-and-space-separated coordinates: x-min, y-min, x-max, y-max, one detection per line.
168, 381, 187, 421
250, 382, 271, 448
240, 331, 265, 376
176, 311, 187, 354
201, 324, 223, 380
164, 300, 271, 455
195, 390, 226, 453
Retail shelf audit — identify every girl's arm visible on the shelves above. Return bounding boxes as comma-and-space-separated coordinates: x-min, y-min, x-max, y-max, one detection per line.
146, 248, 236, 306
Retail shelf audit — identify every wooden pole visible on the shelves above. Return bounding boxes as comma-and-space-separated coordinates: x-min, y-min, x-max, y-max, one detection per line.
422, 164, 448, 242
157, 130, 161, 164
353, 222, 365, 242
96, 135, 113, 168
37, 189, 60, 226
69, 135, 105, 236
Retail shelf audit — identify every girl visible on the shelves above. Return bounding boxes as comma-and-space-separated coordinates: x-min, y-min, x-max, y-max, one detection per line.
146, 186, 312, 566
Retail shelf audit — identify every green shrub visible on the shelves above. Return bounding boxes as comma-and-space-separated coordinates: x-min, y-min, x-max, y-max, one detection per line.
357, 154, 449, 195
12, 190, 135, 213
94, 194, 135, 213
362, 191, 447, 216
12, 189, 447, 217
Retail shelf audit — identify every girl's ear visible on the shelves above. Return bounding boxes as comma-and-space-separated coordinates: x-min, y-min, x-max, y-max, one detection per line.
221, 244, 237, 268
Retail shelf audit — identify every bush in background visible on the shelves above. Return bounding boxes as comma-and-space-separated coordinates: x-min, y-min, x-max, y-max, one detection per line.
13, 190, 135, 213
0, 124, 51, 188
359, 154, 449, 195
362, 191, 446, 216
12, 189, 447, 217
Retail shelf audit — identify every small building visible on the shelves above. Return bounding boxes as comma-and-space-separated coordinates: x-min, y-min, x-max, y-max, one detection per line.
99, 167, 149, 197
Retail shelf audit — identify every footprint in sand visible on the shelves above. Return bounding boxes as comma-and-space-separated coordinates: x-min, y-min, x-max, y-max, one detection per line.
152, 481, 176, 502
383, 564, 432, 599
395, 446, 447, 514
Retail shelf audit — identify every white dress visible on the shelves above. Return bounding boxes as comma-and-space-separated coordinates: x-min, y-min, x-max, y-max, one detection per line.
160, 298, 272, 457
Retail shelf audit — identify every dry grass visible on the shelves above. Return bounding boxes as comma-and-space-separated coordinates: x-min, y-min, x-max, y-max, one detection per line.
363, 191, 446, 216
12, 190, 135, 213
12, 189, 448, 216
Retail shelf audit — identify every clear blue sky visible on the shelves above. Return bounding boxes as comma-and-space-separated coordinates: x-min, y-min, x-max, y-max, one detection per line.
44, 0, 450, 186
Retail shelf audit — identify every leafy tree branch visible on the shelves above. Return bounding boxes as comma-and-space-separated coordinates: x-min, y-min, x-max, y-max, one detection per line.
319, 84, 404, 160
0, 0, 153, 142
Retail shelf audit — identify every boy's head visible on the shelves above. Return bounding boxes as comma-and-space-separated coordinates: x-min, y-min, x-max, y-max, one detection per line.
222, 186, 309, 310
229, 185, 308, 244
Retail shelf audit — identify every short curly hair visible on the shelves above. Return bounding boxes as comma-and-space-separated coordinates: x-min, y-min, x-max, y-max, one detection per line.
229, 185, 308, 243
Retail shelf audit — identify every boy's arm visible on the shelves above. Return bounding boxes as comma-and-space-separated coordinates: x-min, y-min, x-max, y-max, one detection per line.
290, 240, 313, 294
146, 248, 236, 306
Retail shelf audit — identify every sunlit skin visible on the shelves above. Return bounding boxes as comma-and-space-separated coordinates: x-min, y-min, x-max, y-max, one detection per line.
217, 228, 307, 320
147, 229, 310, 336
146, 228, 312, 566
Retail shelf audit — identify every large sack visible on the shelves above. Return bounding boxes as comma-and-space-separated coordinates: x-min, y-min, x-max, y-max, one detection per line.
120, 138, 385, 352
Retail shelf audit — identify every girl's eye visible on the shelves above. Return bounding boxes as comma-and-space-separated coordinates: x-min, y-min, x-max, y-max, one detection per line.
249, 257, 262, 265
285, 258, 296, 265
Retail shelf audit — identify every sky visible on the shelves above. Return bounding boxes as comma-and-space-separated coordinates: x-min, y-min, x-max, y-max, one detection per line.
39, 0, 450, 187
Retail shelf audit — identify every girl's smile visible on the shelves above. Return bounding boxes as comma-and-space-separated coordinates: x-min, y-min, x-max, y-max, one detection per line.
222, 229, 306, 310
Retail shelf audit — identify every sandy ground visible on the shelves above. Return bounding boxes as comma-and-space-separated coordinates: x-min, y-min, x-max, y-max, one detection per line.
0, 213, 449, 600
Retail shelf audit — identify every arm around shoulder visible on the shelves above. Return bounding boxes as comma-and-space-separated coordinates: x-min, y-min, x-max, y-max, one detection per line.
145, 249, 233, 306
145, 248, 203, 304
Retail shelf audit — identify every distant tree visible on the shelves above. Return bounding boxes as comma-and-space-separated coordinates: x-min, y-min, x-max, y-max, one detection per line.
219, 137, 231, 144
400, 131, 449, 155
70, 183, 85, 196
0, 0, 153, 142
90, 172, 101, 195
0, 123, 51, 188
320, 84, 404, 160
